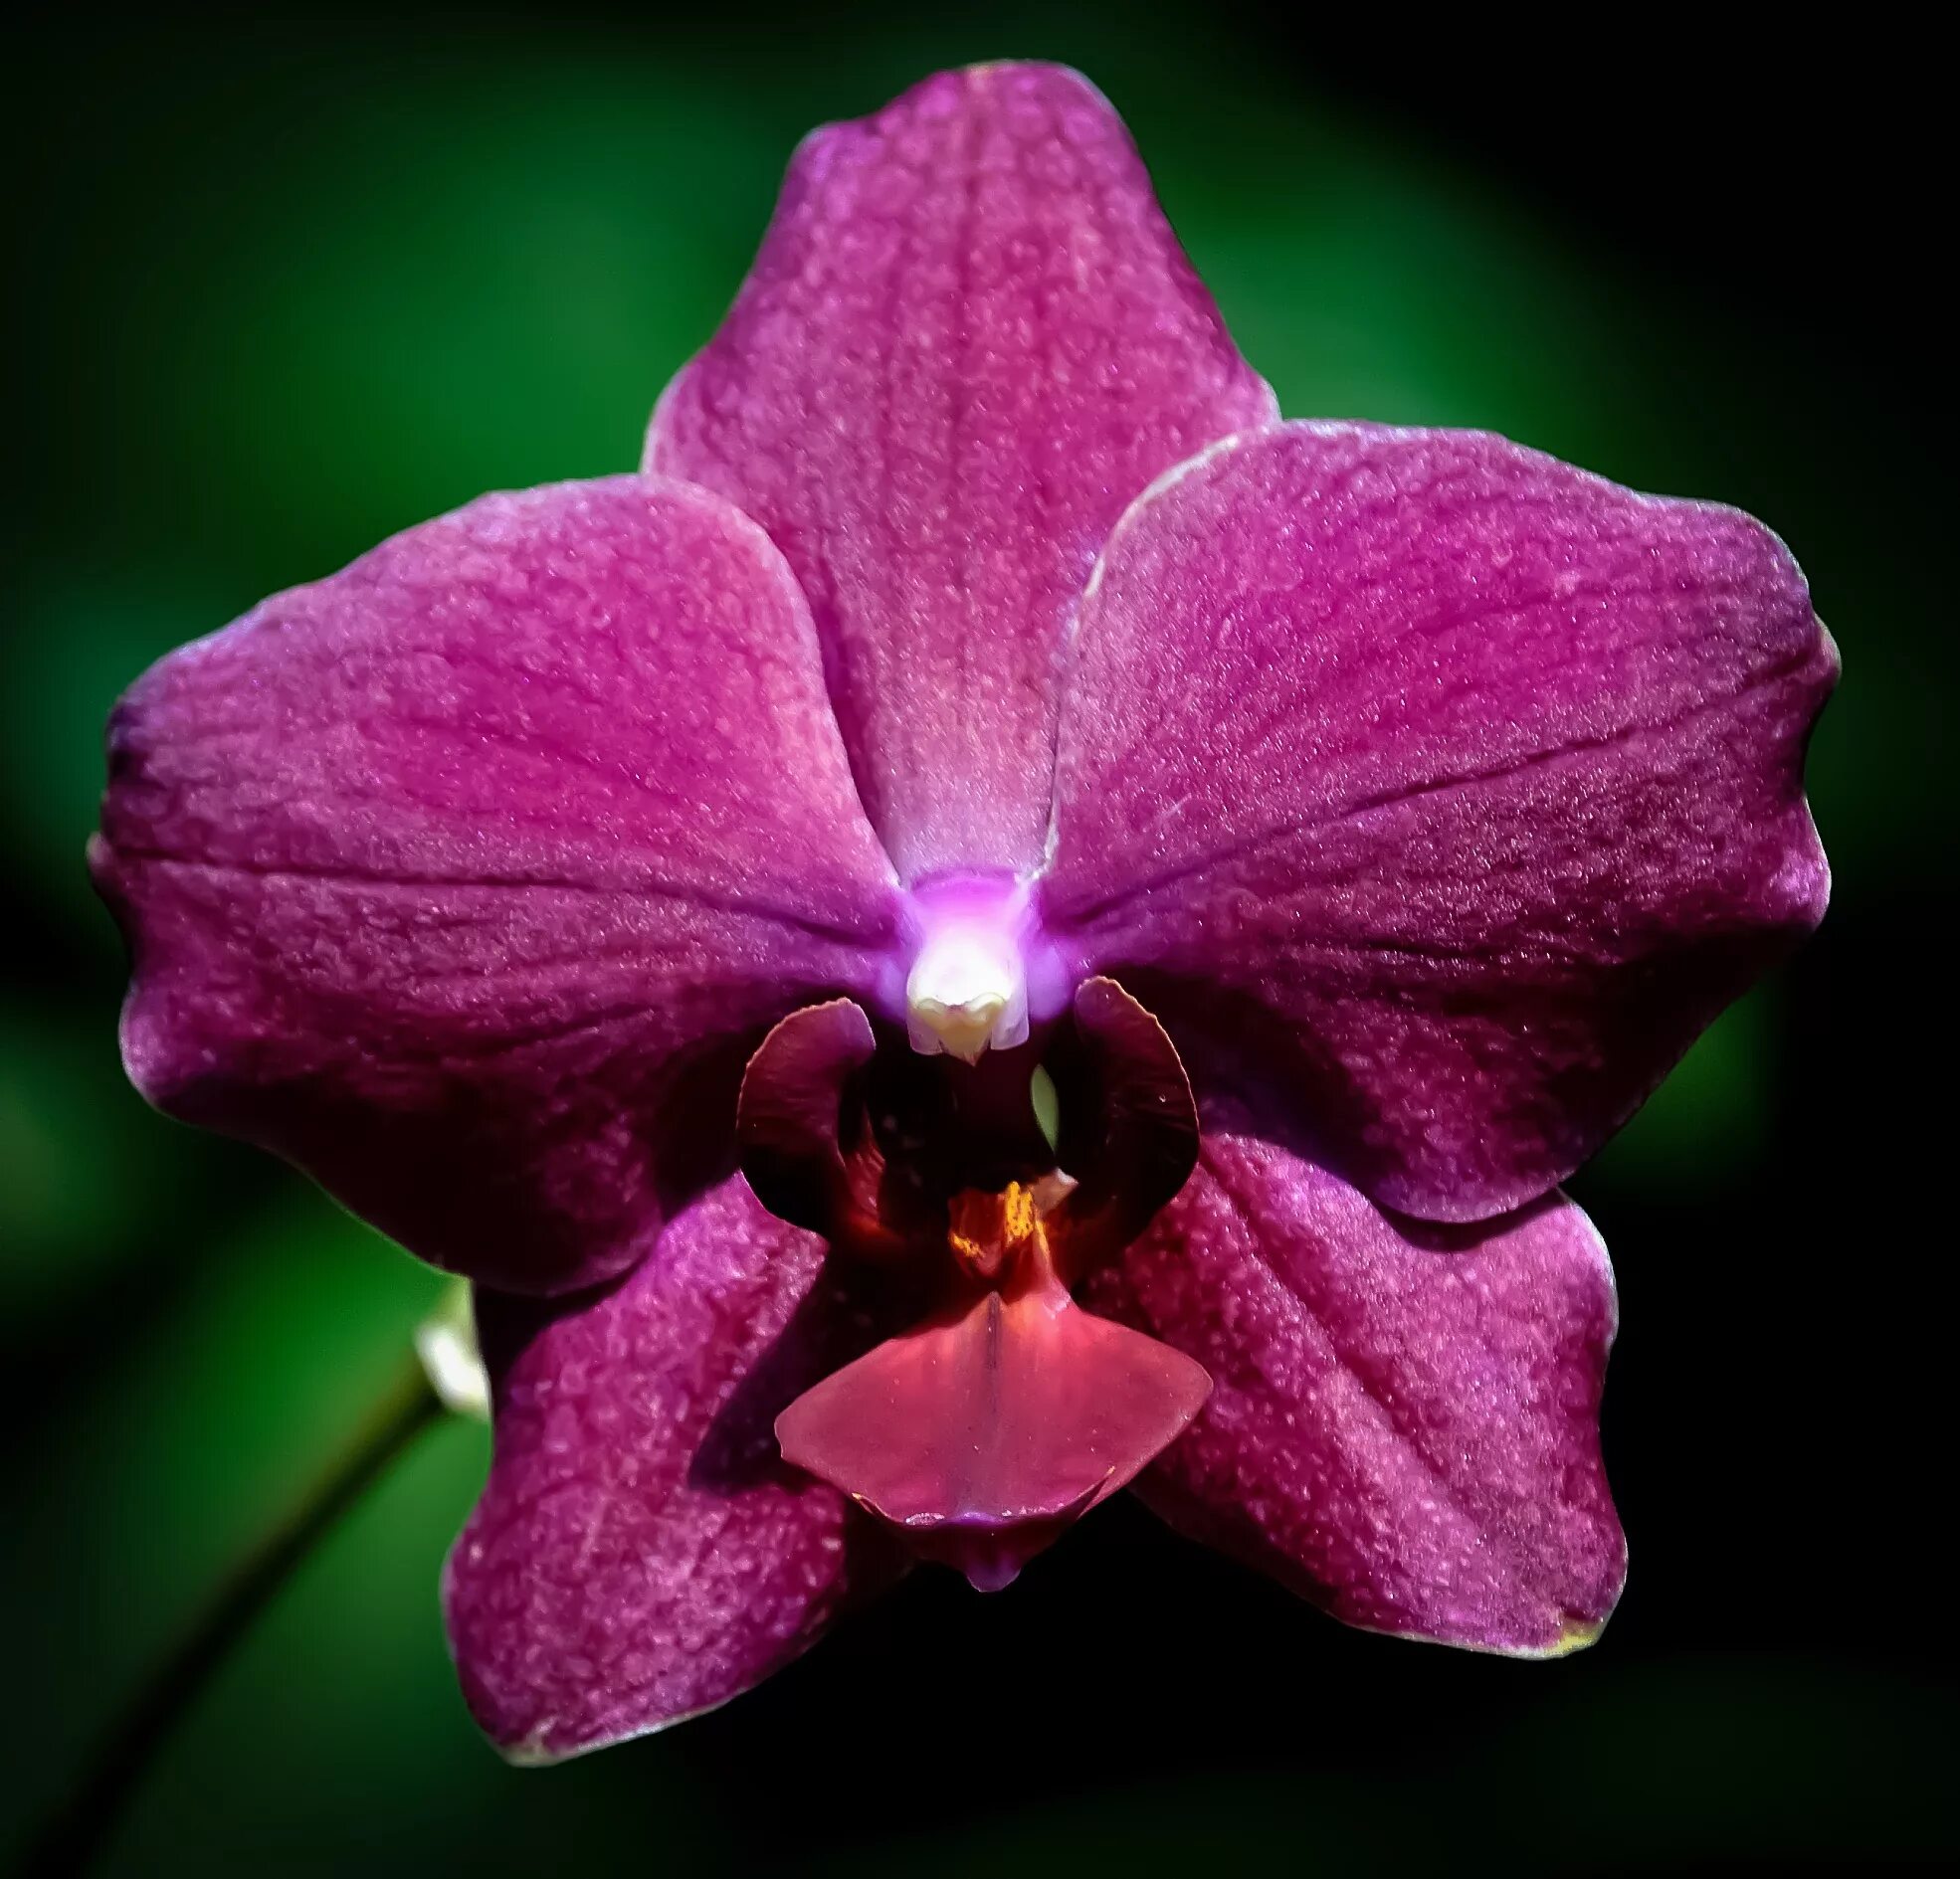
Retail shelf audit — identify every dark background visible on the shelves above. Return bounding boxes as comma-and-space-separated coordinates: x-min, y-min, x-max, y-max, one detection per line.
3, 7, 1950, 1871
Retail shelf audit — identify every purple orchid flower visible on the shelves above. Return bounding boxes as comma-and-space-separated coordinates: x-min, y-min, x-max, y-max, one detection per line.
93, 63, 1835, 1762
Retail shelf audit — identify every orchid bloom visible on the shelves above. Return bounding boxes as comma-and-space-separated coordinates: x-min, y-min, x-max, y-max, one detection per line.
93, 63, 1835, 1762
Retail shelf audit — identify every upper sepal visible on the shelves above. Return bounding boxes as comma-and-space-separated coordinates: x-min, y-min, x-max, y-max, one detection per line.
650, 63, 1277, 880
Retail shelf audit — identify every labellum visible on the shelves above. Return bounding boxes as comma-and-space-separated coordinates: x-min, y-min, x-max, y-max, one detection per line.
741, 978, 1211, 1589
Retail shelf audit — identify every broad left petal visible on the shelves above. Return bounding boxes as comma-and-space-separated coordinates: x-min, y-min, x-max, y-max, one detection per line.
95, 475, 902, 1295
1081, 1134, 1624, 1656
1044, 422, 1836, 1221
444, 1176, 907, 1761
649, 63, 1276, 881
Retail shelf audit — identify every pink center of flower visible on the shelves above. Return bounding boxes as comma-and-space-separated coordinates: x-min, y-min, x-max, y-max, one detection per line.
900, 873, 1068, 1063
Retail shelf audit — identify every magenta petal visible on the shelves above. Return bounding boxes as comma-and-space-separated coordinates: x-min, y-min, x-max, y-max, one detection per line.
649, 63, 1277, 880
777, 1272, 1211, 1591
94, 475, 901, 1294
1045, 422, 1837, 1221
444, 1176, 906, 1760
1082, 1135, 1623, 1655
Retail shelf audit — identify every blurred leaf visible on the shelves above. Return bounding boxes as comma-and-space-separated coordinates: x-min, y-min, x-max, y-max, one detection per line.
1587, 990, 1776, 1198
0, 1185, 448, 1853
2, 572, 230, 947
0, 1000, 215, 1319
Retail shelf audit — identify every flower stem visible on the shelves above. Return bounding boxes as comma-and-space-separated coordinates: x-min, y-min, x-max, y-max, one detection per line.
19, 1353, 443, 1878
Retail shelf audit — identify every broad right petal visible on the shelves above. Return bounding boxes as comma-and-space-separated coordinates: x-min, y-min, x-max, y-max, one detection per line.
1044, 423, 1836, 1223
94, 474, 902, 1293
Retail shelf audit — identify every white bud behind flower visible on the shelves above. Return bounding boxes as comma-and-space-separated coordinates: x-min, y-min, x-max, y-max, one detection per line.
414, 1277, 490, 1421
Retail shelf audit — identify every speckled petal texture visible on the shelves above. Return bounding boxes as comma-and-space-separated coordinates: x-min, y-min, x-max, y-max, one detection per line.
1082, 1135, 1623, 1654
445, 1176, 907, 1762
1045, 423, 1837, 1221
648, 62, 1277, 880
94, 475, 901, 1294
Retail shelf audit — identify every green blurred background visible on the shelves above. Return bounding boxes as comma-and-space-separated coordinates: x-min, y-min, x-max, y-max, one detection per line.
4, 8, 1950, 1871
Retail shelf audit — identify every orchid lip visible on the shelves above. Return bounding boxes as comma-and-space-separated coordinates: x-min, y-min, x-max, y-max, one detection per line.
774, 1180, 1212, 1592
748, 983, 1210, 1593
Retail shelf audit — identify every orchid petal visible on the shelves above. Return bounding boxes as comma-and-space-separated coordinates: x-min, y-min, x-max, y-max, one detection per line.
1045, 422, 1836, 1221
95, 475, 901, 1294
1082, 1134, 1623, 1655
649, 62, 1277, 880
444, 1176, 907, 1761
